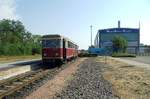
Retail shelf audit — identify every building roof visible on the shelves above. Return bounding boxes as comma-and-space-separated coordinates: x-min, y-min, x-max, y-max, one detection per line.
98, 28, 139, 33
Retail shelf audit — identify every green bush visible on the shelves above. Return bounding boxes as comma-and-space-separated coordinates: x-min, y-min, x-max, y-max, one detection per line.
78, 53, 98, 57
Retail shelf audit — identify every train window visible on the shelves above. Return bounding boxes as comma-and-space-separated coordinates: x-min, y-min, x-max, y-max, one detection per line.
42, 39, 60, 48
68, 41, 77, 48
68, 41, 72, 48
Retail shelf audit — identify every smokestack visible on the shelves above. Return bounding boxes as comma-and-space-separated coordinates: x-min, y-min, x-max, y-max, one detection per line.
118, 20, 120, 28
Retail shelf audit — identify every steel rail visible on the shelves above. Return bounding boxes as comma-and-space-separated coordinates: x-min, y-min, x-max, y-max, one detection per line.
0, 69, 51, 98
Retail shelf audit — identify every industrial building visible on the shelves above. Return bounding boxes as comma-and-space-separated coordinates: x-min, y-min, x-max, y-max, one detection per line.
94, 21, 140, 54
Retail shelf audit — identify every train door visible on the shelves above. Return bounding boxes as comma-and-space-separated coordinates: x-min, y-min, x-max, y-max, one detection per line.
63, 39, 66, 60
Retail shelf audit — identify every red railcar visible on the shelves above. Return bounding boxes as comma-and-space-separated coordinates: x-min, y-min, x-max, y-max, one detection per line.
42, 34, 78, 64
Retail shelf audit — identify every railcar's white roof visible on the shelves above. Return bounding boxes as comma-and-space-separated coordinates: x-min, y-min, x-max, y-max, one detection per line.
42, 34, 78, 46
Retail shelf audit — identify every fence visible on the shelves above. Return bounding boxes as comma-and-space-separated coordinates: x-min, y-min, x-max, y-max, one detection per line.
137, 53, 150, 56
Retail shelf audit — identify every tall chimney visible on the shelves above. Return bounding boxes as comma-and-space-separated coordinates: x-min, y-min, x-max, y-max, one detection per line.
118, 20, 120, 28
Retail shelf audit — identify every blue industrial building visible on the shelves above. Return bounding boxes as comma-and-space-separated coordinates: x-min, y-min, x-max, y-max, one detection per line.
94, 21, 140, 54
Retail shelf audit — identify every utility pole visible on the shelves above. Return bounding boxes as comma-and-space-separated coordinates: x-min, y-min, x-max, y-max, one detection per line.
138, 21, 140, 54
139, 21, 140, 28
90, 25, 93, 46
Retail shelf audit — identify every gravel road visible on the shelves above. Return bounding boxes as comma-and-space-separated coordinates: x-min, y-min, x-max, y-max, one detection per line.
121, 56, 150, 65
55, 58, 119, 99
113, 57, 150, 70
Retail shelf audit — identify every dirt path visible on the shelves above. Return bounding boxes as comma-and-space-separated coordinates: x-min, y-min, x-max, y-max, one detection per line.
26, 58, 86, 99
55, 58, 118, 99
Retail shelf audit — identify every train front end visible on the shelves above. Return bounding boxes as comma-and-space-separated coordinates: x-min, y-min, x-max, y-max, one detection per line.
42, 35, 63, 64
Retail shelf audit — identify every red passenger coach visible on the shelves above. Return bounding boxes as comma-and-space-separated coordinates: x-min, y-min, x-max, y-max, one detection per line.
42, 34, 78, 64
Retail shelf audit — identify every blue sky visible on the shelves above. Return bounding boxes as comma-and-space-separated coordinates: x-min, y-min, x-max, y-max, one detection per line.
0, 0, 150, 49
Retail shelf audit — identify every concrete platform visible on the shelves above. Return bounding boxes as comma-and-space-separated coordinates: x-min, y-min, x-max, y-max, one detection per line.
0, 59, 41, 70
0, 59, 42, 80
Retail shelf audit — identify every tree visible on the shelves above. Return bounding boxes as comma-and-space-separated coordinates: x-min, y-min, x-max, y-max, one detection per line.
0, 19, 25, 44
112, 35, 127, 53
0, 19, 41, 55
144, 45, 150, 53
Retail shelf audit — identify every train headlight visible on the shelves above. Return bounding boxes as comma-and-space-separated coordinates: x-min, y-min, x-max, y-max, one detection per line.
55, 53, 59, 56
43, 53, 47, 56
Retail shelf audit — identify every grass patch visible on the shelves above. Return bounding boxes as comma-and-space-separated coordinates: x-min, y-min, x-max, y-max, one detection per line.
0, 55, 41, 63
112, 53, 136, 57
96, 57, 150, 99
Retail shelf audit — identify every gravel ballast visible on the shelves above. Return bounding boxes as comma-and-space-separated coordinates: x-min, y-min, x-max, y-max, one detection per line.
55, 58, 119, 99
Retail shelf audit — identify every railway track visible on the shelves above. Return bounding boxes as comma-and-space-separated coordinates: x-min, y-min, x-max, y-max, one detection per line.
0, 58, 78, 99
0, 68, 57, 99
